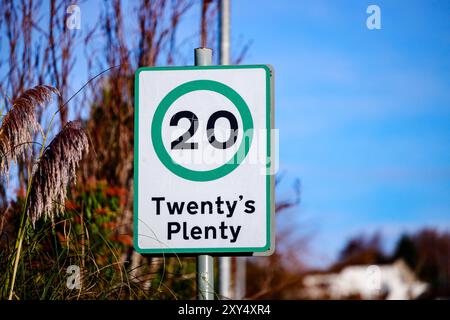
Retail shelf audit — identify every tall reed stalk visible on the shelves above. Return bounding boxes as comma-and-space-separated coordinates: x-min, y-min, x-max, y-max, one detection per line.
0, 85, 90, 300
0, 86, 55, 298
3, 66, 118, 300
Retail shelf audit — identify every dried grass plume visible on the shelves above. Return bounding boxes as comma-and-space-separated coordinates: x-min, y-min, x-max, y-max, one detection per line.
0, 85, 59, 175
27, 120, 89, 226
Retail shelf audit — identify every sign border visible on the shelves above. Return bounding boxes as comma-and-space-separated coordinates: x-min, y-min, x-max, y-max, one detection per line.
134, 64, 274, 255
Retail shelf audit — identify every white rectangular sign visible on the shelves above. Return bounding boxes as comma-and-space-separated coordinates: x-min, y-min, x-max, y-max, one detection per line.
134, 65, 274, 255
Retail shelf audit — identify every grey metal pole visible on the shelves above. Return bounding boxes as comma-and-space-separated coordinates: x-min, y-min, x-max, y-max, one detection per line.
235, 257, 246, 299
195, 47, 215, 301
195, 47, 212, 66
197, 254, 214, 300
219, 0, 230, 65
218, 0, 233, 300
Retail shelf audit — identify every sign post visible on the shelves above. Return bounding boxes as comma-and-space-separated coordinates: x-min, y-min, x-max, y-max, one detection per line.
218, 0, 232, 299
194, 48, 215, 300
134, 48, 275, 300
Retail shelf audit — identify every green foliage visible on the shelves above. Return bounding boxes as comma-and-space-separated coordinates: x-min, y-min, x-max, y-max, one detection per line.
0, 180, 197, 299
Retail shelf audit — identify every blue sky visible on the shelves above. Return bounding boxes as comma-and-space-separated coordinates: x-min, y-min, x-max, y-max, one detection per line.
227, 0, 450, 266
11, 0, 449, 267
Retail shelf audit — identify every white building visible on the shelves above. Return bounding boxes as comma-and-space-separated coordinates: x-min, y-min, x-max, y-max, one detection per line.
301, 260, 428, 300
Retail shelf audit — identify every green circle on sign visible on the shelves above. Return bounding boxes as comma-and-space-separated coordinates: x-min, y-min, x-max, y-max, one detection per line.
151, 80, 254, 182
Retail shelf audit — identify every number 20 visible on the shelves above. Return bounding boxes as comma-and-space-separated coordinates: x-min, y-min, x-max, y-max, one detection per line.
170, 110, 238, 150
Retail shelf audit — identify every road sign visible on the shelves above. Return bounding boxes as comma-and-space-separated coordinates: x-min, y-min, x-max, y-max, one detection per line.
134, 65, 274, 255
